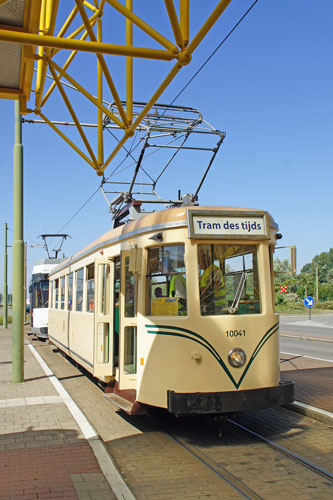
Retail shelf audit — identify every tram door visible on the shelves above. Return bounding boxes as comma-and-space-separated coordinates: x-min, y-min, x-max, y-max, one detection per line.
93, 259, 115, 379
118, 251, 138, 390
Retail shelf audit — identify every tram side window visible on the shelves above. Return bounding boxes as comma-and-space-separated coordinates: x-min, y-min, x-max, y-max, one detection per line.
86, 264, 94, 313
75, 268, 84, 312
97, 264, 110, 316
198, 244, 260, 316
146, 244, 187, 316
269, 246, 275, 310
55, 279, 59, 309
49, 281, 53, 308
114, 257, 121, 370
125, 256, 136, 318
68, 273, 73, 311
124, 326, 137, 374
60, 276, 65, 310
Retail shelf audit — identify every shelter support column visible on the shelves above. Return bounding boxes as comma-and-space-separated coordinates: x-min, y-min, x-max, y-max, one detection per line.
3, 222, 8, 328
12, 100, 24, 383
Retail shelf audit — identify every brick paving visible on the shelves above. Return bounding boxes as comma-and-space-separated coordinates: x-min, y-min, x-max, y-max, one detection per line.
0, 327, 116, 500
0, 442, 100, 499
280, 349, 333, 412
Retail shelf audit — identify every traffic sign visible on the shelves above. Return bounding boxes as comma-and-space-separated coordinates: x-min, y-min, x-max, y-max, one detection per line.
304, 296, 315, 308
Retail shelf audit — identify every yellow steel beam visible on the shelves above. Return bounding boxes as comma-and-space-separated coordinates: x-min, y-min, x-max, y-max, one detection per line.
130, 62, 182, 133
20, 0, 43, 107
83, 0, 98, 12
45, 0, 57, 35
75, 0, 128, 127
97, 17, 103, 167
49, 59, 125, 129
56, 5, 78, 38
99, 134, 129, 175
126, 0, 133, 124
0, 88, 19, 99
0, 28, 175, 60
180, 0, 189, 47
105, 0, 178, 53
52, 11, 99, 57
35, 0, 59, 109
187, 0, 232, 56
38, 111, 97, 168
164, 0, 184, 49
35, 0, 46, 101
41, 24, 94, 107
49, 65, 99, 168
99, 60, 183, 175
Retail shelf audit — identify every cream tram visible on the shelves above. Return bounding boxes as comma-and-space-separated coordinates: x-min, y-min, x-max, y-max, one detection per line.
48, 206, 294, 414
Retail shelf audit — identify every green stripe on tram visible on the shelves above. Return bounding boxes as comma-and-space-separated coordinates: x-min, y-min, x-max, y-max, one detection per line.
145, 322, 279, 389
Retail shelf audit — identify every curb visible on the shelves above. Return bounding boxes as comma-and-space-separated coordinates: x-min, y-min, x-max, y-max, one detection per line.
285, 401, 333, 426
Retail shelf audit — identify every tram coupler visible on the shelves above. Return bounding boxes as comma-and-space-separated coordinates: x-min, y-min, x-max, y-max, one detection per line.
214, 414, 228, 438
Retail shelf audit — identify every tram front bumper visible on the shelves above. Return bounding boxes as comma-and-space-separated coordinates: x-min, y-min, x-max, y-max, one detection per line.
167, 381, 294, 414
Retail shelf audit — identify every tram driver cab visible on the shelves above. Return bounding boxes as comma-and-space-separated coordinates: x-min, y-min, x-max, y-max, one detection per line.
198, 244, 260, 316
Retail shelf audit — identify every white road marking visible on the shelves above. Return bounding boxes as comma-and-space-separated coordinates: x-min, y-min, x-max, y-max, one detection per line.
281, 351, 333, 363
27, 343, 136, 500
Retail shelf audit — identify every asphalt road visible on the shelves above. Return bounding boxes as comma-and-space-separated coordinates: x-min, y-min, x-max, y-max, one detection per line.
279, 313, 333, 362
280, 336, 333, 362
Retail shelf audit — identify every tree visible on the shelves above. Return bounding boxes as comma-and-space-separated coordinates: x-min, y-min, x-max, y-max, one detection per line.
299, 248, 333, 301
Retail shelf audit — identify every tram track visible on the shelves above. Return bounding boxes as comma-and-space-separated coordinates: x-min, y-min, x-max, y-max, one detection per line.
227, 418, 333, 482
147, 412, 264, 500
146, 408, 333, 499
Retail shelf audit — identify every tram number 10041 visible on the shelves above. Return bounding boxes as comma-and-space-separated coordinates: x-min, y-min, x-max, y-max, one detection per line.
226, 330, 246, 338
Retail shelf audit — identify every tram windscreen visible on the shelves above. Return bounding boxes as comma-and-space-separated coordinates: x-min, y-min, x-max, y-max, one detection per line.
198, 244, 260, 315
31, 279, 49, 309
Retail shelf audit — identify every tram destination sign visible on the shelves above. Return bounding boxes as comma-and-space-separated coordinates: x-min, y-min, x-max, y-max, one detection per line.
187, 210, 269, 240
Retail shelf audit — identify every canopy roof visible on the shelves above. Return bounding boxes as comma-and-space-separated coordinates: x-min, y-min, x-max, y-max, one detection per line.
0, 0, 41, 106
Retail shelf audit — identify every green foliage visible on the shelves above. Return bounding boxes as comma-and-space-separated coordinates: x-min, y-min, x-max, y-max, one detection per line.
0, 315, 12, 324
274, 248, 333, 309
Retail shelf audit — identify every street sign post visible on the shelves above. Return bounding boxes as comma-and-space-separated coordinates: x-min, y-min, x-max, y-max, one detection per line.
304, 296, 315, 320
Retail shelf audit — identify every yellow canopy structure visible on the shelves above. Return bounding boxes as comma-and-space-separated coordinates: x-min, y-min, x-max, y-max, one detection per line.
0, 0, 233, 175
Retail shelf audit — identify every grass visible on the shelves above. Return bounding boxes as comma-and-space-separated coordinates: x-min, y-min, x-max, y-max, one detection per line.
275, 301, 333, 314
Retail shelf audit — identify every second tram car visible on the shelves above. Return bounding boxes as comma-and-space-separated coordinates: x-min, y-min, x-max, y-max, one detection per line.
30, 259, 64, 340
48, 206, 294, 414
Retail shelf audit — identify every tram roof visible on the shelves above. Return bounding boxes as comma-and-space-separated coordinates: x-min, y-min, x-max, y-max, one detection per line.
51, 206, 277, 275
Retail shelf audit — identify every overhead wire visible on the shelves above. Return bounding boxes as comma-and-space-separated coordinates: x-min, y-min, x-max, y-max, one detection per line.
166, 0, 259, 108
54, 0, 259, 234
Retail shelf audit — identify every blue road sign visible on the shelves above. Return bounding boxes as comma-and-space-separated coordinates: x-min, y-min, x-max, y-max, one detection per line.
304, 296, 315, 308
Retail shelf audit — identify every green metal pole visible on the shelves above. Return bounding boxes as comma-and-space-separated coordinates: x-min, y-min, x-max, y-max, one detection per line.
24, 243, 27, 323
12, 100, 24, 383
3, 223, 8, 328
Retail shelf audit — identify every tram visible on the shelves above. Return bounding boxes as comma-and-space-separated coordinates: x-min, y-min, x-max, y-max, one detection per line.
30, 259, 64, 340
48, 205, 294, 414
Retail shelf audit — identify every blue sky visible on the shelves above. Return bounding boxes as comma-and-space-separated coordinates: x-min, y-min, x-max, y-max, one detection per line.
1, 0, 332, 292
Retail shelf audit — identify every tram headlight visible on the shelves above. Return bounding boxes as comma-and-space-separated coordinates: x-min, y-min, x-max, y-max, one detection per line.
228, 348, 246, 368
